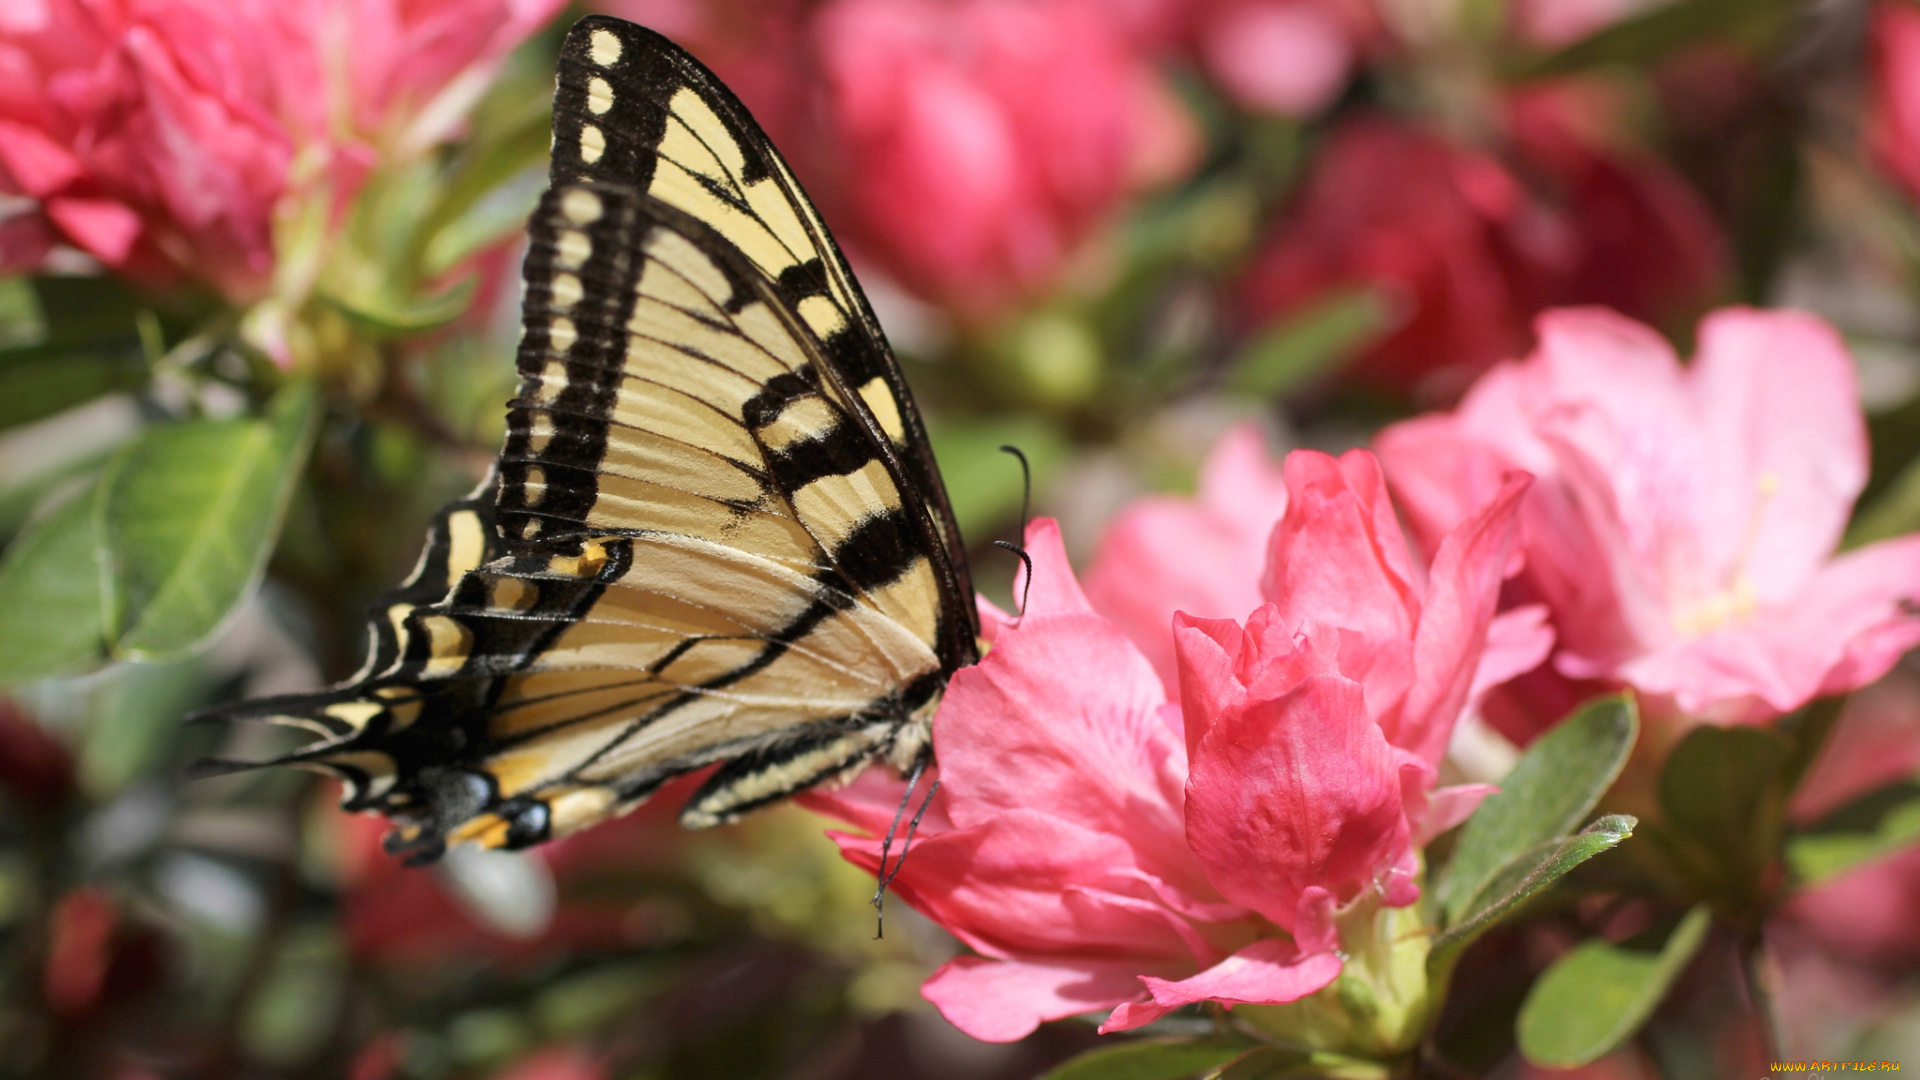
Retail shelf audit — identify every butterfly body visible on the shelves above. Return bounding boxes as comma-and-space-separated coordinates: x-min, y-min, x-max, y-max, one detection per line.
197, 17, 976, 859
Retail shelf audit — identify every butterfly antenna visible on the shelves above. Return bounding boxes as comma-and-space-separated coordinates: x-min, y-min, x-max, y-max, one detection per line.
998, 445, 1032, 534
994, 445, 1035, 619
871, 757, 927, 936
992, 540, 1035, 619
873, 779, 942, 940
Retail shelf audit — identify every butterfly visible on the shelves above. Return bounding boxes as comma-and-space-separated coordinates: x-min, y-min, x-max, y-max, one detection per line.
194, 15, 979, 861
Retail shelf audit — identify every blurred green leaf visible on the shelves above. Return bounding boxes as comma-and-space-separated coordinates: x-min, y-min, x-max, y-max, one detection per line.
0, 485, 108, 683
1433, 816, 1639, 963
1519, 0, 1787, 76
418, 100, 551, 277
929, 415, 1068, 542
241, 923, 347, 1067
1438, 695, 1639, 925
325, 278, 476, 335
1516, 905, 1710, 1067
1658, 725, 1791, 899
1845, 452, 1920, 549
0, 347, 150, 431
1787, 779, 1920, 885
97, 381, 318, 661
1038, 1038, 1256, 1080
79, 658, 216, 797
0, 276, 150, 431
1204, 1046, 1389, 1080
1225, 288, 1393, 400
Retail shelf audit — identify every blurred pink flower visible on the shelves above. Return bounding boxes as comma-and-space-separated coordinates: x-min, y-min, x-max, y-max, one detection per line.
813, 0, 1195, 318
1378, 307, 1920, 735
1238, 117, 1562, 399
809, 457, 1532, 1041
1871, 1, 1920, 207
0, 0, 561, 298
1511, 0, 1649, 47
1239, 107, 1722, 401
1190, 0, 1379, 116
1779, 668, 1920, 963
1084, 424, 1292, 693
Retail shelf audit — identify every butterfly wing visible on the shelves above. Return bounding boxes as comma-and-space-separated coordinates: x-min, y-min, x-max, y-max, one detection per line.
549, 16, 975, 641
194, 18, 978, 858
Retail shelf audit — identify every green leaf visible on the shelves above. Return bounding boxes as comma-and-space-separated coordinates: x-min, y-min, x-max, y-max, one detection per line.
97, 382, 318, 661
1786, 779, 1920, 885
0, 347, 150, 430
0, 486, 109, 684
1036, 1039, 1254, 1080
1438, 694, 1639, 924
1433, 816, 1638, 963
0, 276, 151, 431
1225, 288, 1395, 399
1515, 904, 1711, 1067
1657, 725, 1792, 898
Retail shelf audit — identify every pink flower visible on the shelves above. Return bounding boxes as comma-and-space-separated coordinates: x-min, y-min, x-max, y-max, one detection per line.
806, 452, 1535, 1042
1084, 424, 1292, 693
810, 519, 1334, 1041
1190, 0, 1378, 116
1085, 425, 1553, 706
1378, 307, 1920, 735
1511, 0, 1651, 47
1871, 1, 1920, 207
0, 0, 561, 298
1239, 108, 1723, 401
812, 0, 1195, 318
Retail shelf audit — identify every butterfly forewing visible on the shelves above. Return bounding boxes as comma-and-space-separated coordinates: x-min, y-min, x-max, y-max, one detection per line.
550, 16, 976, 659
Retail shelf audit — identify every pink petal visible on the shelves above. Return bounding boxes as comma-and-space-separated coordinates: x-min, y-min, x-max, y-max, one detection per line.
924, 954, 1157, 1043
43, 196, 140, 263
1009, 517, 1096, 619
1691, 308, 1866, 605
0, 119, 81, 196
1263, 450, 1420, 718
933, 609, 1191, 878
1414, 783, 1499, 846
1471, 604, 1556, 704
1184, 671, 1409, 927
1085, 424, 1286, 692
1393, 474, 1532, 765
827, 811, 1199, 962
1617, 532, 1920, 721
1135, 936, 1344, 1012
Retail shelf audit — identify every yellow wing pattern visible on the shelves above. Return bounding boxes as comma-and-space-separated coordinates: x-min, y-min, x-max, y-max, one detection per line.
194, 18, 975, 860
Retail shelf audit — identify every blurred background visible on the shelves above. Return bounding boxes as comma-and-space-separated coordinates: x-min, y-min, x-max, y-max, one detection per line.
0, 0, 1918, 1076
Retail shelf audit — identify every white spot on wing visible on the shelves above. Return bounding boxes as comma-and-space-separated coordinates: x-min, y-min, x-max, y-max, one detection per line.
549, 317, 578, 352
551, 273, 583, 310
587, 76, 614, 115
556, 229, 591, 269
589, 28, 622, 67
561, 189, 602, 225
579, 125, 606, 164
